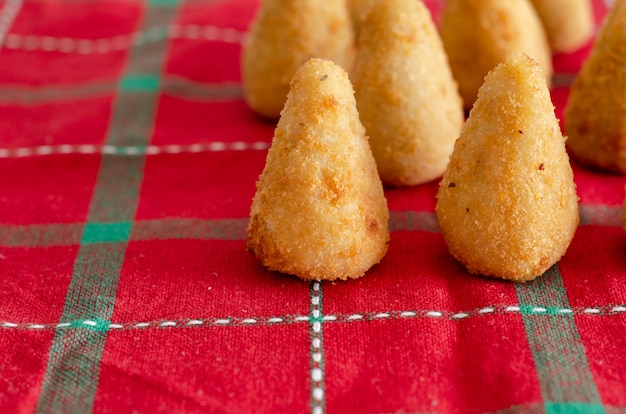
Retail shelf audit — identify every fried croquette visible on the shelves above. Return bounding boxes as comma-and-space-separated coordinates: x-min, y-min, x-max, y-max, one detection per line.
436, 53, 579, 282
565, 0, 626, 174
440, 0, 552, 111
529, 0, 593, 53
352, 0, 464, 186
247, 58, 390, 281
241, 0, 354, 119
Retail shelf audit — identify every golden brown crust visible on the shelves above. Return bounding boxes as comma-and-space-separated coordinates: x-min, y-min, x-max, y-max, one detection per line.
352, 0, 464, 186
242, 0, 354, 119
529, 0, 593, 53
247, 58, 389, 281
436, 53, 579, 282
565, 0, 626, 174
440, 0, 552, 111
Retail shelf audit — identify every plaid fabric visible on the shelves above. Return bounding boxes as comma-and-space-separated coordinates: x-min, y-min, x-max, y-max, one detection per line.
0, 0, 625, 413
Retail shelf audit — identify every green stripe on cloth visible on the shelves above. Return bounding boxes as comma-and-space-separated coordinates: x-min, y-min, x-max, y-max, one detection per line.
61, 245, 128, 322
86, 158, 146, 222
545, 402, 606, 414
149, 0, 179, 6
388, 210, 440, 233
2, 205, 622, 248
39, 329, 109, 411
515, 266, 605, 411
119, 74, 160, 92
36, 244, 126, 411
105, 95, 156, 147
552, 73, 577, 88
0, 81, 115, 104
0, 79, 242, 105
0, 218, 248, 247
579, 205, 623, 227
487, 403, 624, 414
131, 218, 248, 241
81, 222, 133, 244
162, 78, 243, 101
35, 2, 181, 412
489, 403, 545, 414
0, 223, 83, 247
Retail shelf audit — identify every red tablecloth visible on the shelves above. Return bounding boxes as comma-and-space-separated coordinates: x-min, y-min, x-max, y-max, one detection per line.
0, 0, 625, 413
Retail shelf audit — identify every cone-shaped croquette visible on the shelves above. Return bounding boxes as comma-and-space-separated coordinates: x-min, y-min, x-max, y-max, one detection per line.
440, 0, 552, 110
353, 0, 464, 186
247, 58, 390, 281
565, 0, 626, 174
529, 0, 593, 53
242, 0, 354, 119
436, 53, 579, 282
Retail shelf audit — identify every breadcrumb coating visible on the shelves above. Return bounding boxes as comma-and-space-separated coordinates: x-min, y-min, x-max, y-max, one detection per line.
242, 0, 354, 119
353, 0, 463, 186
529, 0, 593, 53
565, 0, 626, 174
247, 58, 390, 281
436, 53, 579, 282
440, 0, 552, 111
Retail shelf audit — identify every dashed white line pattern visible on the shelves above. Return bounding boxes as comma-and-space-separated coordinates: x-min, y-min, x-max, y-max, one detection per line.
241, 319, 258, 324
309, 282, 325, 414
1, 305, 624, 331
0, 142, 270, 158
267, 317, 284, 324
2, 25, 246, 54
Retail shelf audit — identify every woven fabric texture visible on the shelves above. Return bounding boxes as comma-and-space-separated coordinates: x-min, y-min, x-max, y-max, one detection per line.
0, 0, 625, 413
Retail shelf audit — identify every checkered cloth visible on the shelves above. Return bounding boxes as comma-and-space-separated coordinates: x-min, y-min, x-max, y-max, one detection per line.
1, 0, 625, 412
